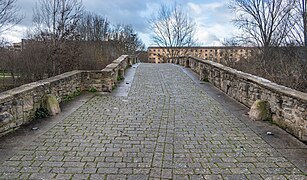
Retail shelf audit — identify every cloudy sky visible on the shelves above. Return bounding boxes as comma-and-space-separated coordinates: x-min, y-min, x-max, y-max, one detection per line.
4, 0, 239, 47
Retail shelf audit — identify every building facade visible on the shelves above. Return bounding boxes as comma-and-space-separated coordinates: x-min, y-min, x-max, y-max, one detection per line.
148, 46, 254, 63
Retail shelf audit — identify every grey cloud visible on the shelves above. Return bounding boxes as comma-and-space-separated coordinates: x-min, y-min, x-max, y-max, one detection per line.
207, 34, 220, 42
83, 0, 155, 33
12, 0, 234, 46
16, 0, 156, 33
18, 0, 36, 26
215, 4, 234, 24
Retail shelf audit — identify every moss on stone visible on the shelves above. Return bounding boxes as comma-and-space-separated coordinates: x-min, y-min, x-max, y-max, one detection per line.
249, 100, 271, 121
255, 100, 269, 119
43, 94, 61, 116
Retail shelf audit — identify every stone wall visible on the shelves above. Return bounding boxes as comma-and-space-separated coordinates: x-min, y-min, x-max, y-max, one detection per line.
168, 56, 307, 142
0, 55, 137, 136
82, 55, 136, 92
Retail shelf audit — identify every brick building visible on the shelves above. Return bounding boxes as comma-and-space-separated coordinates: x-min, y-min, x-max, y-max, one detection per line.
148, 46, 254, 63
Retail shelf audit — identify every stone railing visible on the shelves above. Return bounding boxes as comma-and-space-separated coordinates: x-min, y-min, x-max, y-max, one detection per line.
0, 55, 137, 136
168, 56, 307, 142
82, 55, 136, 92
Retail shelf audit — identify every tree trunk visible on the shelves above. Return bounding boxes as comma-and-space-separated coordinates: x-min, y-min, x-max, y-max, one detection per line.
10, 72, 16, 86
304, 10, 307, 46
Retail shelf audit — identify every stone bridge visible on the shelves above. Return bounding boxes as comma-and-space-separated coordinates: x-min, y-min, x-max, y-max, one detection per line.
0, 55, 306, 179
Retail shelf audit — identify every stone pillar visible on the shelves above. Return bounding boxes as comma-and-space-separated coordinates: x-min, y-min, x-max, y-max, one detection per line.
101, 69, 115, 92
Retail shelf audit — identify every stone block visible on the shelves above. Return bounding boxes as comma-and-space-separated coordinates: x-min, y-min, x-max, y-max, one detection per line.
23, 96, 34, 112
249, 100, 271, 121
0, 102, 11, 112
302, 111, 307, 121
90, 72, 103, 79
298, 105, 306, 112
43, 94, 61, 116
221, 80, 231, 93
0, 112, 13, 124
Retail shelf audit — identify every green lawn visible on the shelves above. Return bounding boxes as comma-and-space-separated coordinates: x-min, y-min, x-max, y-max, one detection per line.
0, 73, 21, 78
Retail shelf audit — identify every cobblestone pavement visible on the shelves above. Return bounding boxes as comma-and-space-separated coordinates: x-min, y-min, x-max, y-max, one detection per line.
0, 64, 306, 179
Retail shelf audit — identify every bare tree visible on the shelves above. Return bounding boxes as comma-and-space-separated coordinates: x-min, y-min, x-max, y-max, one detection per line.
288, 0, 307, 46
148, 2, 197, 57
0, 0, 22, 34
230, 0, 294, 47
288, 0, 307, 64
78, 12, 109, 41
301, 0, 307, 46
32, 0, 84, 42
19, 40, 51, 80
0, 0, 22, 91
228, 0, 307, 93
109, 24, 145, 54
31, 0, 84, 76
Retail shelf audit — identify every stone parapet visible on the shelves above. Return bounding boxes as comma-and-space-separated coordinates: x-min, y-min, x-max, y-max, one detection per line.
168, 56, 307, 142
0, 55, 136, 136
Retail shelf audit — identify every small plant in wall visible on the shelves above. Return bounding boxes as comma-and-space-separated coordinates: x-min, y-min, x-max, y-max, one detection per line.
72, 90, 81, 97
89, 87, 97, 93
112, 84, 117, 91
63, 90, 81, 102
203, 77, 209, 82
117, 75, 125, 81
35, 106, 49, 119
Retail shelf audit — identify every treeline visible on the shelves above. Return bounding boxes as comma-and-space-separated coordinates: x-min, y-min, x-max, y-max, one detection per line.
221, 0, 307, 93
220, 46, 307, 93
0, 0, 145, 92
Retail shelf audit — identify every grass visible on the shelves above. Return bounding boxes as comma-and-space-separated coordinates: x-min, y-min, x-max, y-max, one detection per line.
0, 76, 10, 79
0, 72, 21, 78
89, 87, 97, 93
35, 106, 49, 119
117, 75, 125, 81
63, 90, 81, 102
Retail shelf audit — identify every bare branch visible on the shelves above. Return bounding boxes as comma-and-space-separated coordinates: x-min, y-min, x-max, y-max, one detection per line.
148, 2, 197, 57
33, 0, 84, 42
230, 0, 294, 47
0, 0, 23, 34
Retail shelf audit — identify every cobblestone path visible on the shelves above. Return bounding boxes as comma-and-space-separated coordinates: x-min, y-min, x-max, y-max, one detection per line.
0, 64, 306, 179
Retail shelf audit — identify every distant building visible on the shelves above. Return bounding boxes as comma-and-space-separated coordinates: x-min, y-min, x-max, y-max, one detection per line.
148, 46, 254, 63
7, 42, 23, 51
6, 39, 36, 51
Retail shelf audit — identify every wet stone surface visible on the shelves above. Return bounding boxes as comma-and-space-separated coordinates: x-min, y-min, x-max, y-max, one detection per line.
0, 64, 306, 179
